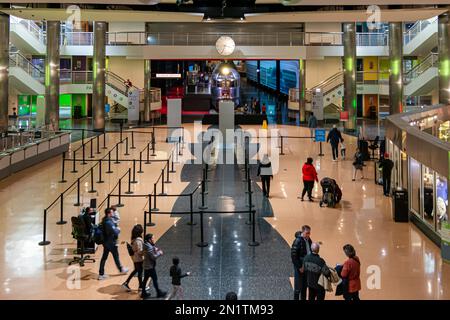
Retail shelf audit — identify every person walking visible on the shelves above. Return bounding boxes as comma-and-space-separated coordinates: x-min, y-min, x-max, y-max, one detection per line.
326, 125, 344, 161
141, 233, 167, 299
291, 225, 313, 300
340, 244, 361, 301
261, 103, 267, 115
352, 148, 365, 181
257, 154, 273, 198
166, 257, 191, 300
98, 208, 128, 280
301, 242, 331, 301
300, 157, 318, 202
378, 152, 394, 196
308, 112, 318, 140
121, 224, 145, 292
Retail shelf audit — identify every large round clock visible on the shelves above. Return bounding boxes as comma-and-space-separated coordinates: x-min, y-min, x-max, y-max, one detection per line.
215, 36, 235, 56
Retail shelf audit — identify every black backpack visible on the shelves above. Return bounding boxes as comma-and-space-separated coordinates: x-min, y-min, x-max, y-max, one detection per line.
126, 241, 135, 257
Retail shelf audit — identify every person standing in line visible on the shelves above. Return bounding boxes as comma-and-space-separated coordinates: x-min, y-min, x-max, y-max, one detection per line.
352, 148, 365, 181
257, 154, 273, 198
141, 233, 167, 299
291, 225, 313, 300
378, 152, 394, 196
326, 124, 344, 161
300, 157, 318, 202
340, 244, 361, 301
308, 112, 318, 140
98, 208, 128, 280
166, 257, 191, 300
122, 224, 145, 292
301, 242, 331, 301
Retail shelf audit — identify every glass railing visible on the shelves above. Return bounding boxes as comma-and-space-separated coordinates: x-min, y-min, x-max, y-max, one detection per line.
60, 70, 93, 83
404, 53, 438, 83
309, 71, 344, 96
9, 52, 45, 83
403, 17, 438, 45
355, 71, 390, 84
61, 32, 93, 46
10, 16, 46, 44
356, 32, 388, 46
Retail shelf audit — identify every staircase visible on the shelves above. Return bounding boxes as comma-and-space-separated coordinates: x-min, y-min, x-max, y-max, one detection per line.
9, 16, 46, 54
9, 52, 45, 94
404, 17, 438, 56
404, 52, 438, 97
306, 72, 344, 120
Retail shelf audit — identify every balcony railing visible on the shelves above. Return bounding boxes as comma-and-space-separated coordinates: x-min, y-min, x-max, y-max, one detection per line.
403, 17, 438, 45
404, 52, 438, 83
10, 16, 46, 44
9, 52, 45, 83
60, 70, 93, 84
356, 32, 388, 46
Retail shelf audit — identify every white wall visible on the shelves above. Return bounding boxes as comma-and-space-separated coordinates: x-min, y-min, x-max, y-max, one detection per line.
306, 57, 343, 88
108, 22, 145, 33
108, 57, 145, 88
304, 22, 342, 33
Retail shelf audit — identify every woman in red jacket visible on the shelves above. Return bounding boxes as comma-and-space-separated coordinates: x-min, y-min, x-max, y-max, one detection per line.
341, 244, 361, 300
301, 157, 318, 202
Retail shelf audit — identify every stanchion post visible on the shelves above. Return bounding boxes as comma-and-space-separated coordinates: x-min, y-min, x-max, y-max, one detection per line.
81, 129, 85, 145
98, 159, 104, 183
82, 143, 87, 164
146, 142, 151, 164
196, 210, 208, 247
280, 134, 285, 155
107, 151, 113, 173
103, 132, 107, 149
131, 159, 138, 183
107, 194, 111, 208
38, 209, 51, 246
74, 178, 81, 206
131, 131, 136, 149
147, 194, 155, 226
166, 160, 171, 183
56, 193, 67, 225
71, 151, 77, 173
59, 152, 67, 183
96, 134, 100, 154
152, 183, 159, 211
115, 144, 120, 164
119, 123, 123, 142
160, 169, 167, 195
246, 178, 253, 225
178, 136, 182, 156
151, 131, 156, 156
138, 152, 144, 173
187, 193, 196, 225
117, 177, 124, 207
319, 141, 324, 157
248, 209, 260, 247
89, 167, 96, 193
125, 168, 133, 194
170, 151, 176, 173
199, 179, 208, 209
125, 137, 130, 155
89, 138, 94, 158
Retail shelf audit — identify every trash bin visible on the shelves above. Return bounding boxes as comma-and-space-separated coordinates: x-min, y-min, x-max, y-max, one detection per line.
73, 105, 82, 119
392, 188, 409, 222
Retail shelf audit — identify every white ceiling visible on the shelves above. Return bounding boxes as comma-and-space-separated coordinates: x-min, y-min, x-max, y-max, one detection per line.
0, 7, 445, 22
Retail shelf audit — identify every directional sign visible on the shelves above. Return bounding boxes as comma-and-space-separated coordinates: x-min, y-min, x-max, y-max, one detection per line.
315, 128, 326, 142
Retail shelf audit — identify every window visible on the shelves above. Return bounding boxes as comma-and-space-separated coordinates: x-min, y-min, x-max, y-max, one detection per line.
422, 165, 435, 229
436, 175, 448, 234
410, 157, 421, 216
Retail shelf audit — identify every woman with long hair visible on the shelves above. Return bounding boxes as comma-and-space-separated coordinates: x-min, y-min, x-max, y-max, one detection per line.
341, 244, 361, 300
121, 224, 144, 292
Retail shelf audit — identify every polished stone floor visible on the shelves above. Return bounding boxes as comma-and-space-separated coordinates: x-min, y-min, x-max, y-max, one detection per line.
0, 123, 448, 300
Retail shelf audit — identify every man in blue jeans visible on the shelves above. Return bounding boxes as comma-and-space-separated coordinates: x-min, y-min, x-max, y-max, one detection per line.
290, 225, 312, 300
98, 208, 128, 280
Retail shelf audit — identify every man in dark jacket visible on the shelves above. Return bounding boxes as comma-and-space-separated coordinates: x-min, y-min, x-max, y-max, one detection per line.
291, 225, 312, 300
302, 242, 331, 301
142, 233, 166, 299
379, 152, 394, 196
308, 113, 318, 140
326, 125, 344, 161
98, 208, 128, 280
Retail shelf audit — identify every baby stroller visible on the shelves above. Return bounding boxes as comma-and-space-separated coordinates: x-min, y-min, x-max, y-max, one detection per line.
319, 177, 342, 208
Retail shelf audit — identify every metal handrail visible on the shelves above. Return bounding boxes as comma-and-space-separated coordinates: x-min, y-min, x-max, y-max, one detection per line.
10, 16, 46, 43
403, 17, 438, 45
404, 52, 438, 83
9, 52, 45, 82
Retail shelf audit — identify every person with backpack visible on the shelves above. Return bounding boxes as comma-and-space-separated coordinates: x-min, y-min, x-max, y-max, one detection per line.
257, 154, 273, 198
98, 208, 128, 280
378, 152, 394, 196
121, 224, 144, 292
291, 225, 313, 300
301, 242, 331, 301
340, 244, 361, 301
166, 257, 191, 300
326, 124, 344, 161
352, 148, 365, 181
141, 233, 167, 299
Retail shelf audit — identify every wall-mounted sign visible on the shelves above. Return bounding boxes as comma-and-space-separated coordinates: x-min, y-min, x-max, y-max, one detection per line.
156, 73, 181, 79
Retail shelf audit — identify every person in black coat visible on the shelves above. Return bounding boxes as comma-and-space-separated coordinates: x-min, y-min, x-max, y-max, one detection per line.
166, 257, 191, 300
326, 125, 344, 161
378, 152, 394, 196
291, 225, 313, 300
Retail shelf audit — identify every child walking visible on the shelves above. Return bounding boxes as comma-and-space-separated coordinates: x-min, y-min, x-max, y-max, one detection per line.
340, 142, 346, 160
166, 257, 191, 300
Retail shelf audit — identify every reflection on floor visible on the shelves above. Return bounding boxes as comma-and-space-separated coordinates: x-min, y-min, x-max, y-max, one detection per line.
0, 123, 449, 300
